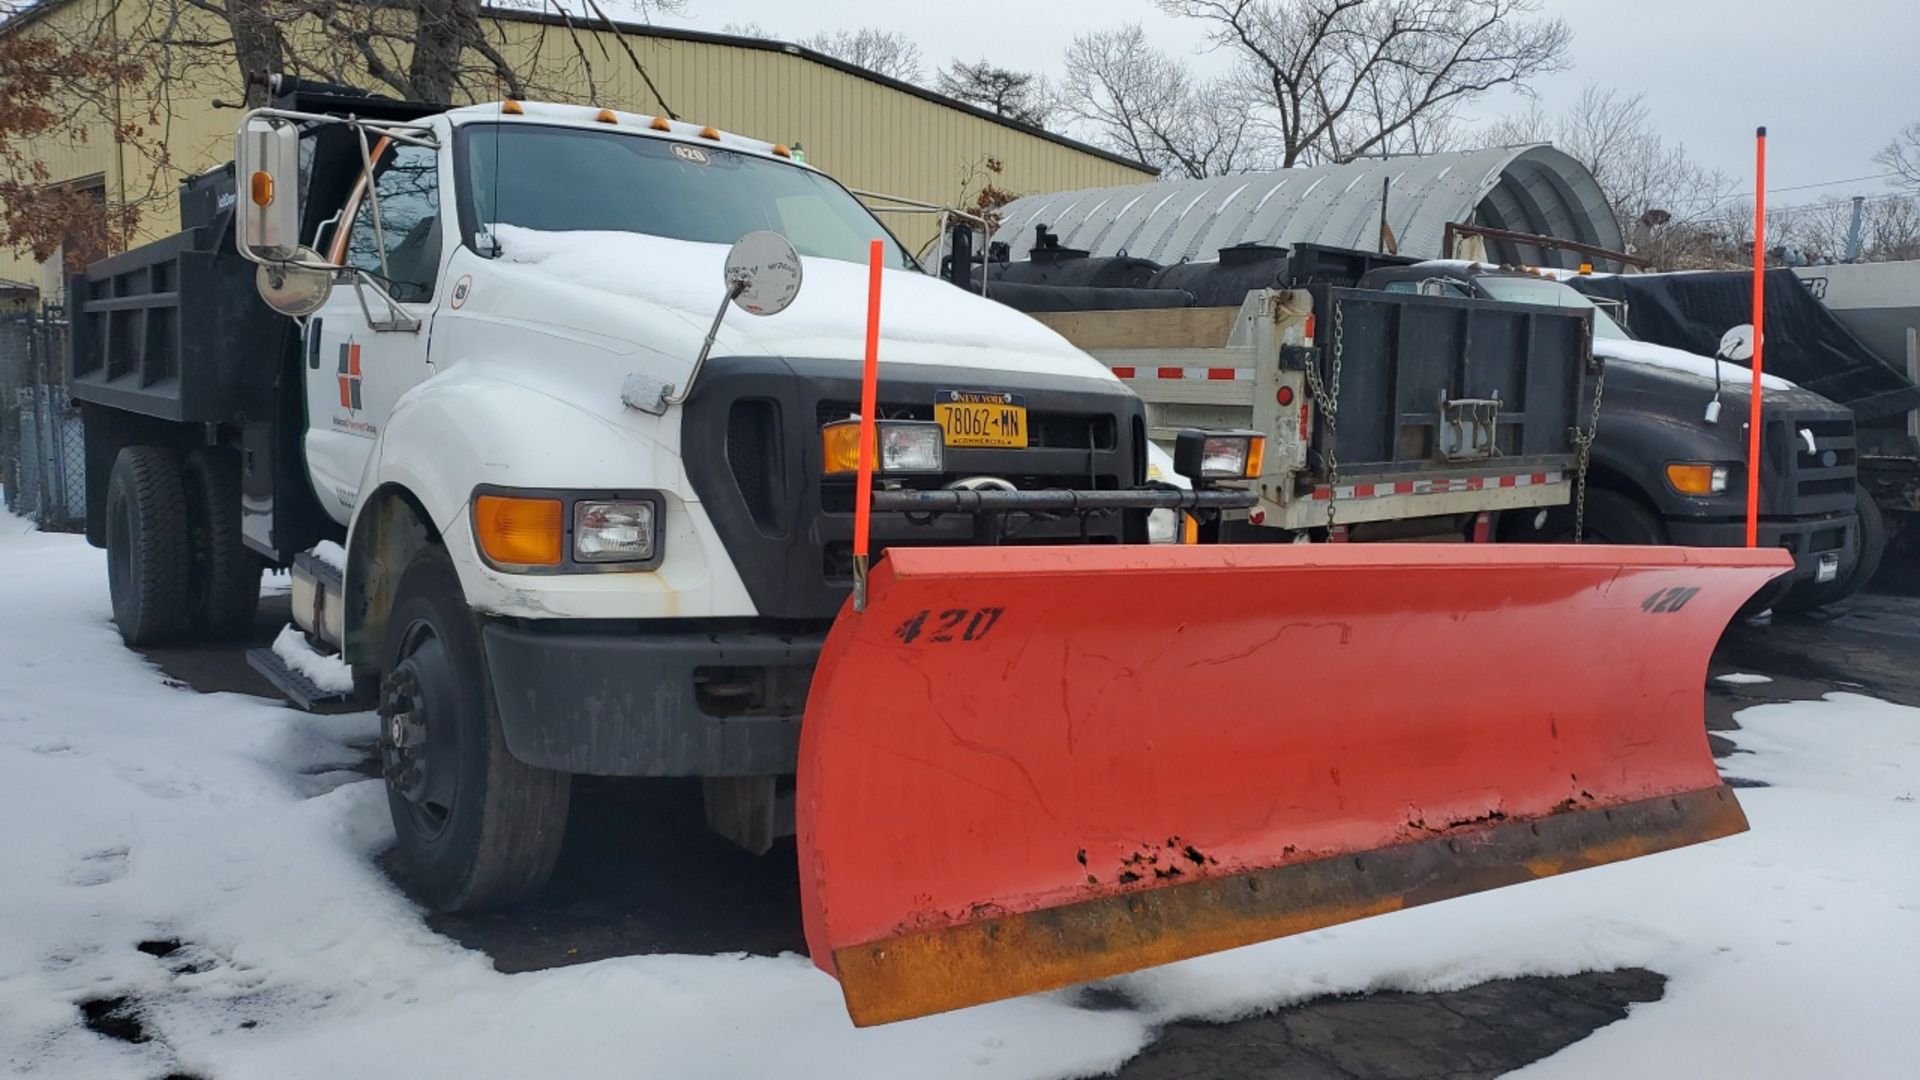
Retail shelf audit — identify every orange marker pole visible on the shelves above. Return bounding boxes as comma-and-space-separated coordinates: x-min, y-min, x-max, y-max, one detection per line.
852, 239, 884, 610
1745, 126, 1767, 549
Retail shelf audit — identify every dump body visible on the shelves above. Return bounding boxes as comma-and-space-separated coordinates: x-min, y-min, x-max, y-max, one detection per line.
1032, 285, 1593, 531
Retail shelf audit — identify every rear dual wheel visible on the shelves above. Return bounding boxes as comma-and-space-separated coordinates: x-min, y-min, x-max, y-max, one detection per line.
380, 545, 570, 911
104, 445, 261, 644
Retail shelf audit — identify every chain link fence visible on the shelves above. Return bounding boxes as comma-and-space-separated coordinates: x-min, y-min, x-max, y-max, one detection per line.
1, 304, 84, 532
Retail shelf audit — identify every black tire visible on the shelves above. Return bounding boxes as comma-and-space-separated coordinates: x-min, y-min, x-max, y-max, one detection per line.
104, 446, 191, 645
179, 448, 262, 639
1503, 487, 1667, 545
379, 545, 570, 912
1776, 485, 1887, 613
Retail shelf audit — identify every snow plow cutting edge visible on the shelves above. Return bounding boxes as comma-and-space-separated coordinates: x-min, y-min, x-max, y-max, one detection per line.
796, 543, 1789, 1025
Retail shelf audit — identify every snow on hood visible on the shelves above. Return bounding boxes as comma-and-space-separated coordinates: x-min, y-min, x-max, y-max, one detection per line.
492, 226, 1109, 381
1595, 335, 1797, 392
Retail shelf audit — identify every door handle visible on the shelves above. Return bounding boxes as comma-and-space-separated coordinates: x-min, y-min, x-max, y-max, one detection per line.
308, 319, 324, 369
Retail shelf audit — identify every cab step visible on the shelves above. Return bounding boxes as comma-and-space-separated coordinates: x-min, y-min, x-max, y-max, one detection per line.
245, 644, 367, 712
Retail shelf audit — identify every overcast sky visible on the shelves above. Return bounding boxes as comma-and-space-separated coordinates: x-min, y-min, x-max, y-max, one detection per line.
646, 0, 1917, 203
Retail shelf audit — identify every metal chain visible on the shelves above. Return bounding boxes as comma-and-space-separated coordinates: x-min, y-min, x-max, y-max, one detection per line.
1302, 300, 1345, 533
1569, 355, 1607, 542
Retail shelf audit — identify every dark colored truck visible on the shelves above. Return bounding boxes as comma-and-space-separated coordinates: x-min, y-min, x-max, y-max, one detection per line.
976, 233, 1864, 610
1360, 262, 1865, 611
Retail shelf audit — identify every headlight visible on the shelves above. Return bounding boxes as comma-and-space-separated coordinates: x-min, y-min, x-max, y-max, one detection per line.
821, 419, 945, 475
1665, 463, 1730, 495
1173, 428, 1265, 481
472, 488, 664, 572
574, 499, 656, 563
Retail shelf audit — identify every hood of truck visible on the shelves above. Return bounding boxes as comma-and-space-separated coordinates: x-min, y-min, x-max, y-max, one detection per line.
475, 226, 1116, 385
1594, 336, 1800, 395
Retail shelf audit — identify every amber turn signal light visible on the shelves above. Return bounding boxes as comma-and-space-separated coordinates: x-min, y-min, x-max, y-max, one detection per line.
474, 494, 563, 566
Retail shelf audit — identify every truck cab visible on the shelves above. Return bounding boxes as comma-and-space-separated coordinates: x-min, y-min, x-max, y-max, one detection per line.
70, 87, 1251, 912
1360, 261, 1862, 608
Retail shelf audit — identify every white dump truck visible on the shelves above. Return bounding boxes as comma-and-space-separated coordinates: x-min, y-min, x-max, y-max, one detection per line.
70, 80, 1254, 911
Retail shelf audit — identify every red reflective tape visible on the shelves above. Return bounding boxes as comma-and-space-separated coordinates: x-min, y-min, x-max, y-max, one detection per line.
1112, 366, 1136, 379
1298, 404, 1310, 440
1395, 481, 1414, 495
1532, 473, 1548, 485
1353, 484, 1375, 498
1157, 367, 1184, 379
1207, 368, 1238, 380
1499, 475, 1517, 488
1467, 477, 1485, 490
1311, 487, 1331, 500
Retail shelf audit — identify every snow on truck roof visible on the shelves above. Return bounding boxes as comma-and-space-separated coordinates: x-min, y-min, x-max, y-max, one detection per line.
440, 100, 810, 169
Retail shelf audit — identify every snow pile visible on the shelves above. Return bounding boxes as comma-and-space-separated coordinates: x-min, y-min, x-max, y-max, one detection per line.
307, 540, 346, 575
1, 508, 1916, 1078
490, 226, 1101, 373
269, 624, 356, 694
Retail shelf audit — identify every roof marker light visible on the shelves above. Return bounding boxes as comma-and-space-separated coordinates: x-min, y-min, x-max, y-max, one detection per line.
501, 99, 523, 115
649, 116, 671, 131
772, 144, 792, 158
699, 125, 721, 140
595, 108, 618, 124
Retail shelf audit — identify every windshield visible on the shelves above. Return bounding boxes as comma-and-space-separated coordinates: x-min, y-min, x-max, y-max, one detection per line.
460, 124, 911, 269
1475, 274, 1630, 340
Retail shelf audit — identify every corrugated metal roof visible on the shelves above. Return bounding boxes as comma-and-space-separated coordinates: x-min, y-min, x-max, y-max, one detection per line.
990, 145, 1622, 270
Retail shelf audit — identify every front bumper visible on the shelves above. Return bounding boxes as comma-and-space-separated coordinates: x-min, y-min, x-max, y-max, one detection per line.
482, 620, 823, 776
1665, 513, 1856, 583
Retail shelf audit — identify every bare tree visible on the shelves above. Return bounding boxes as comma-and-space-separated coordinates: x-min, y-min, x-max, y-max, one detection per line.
1876, 122, 1920, 193
721, 23, 924, 82
1157, 0, 1571, 167
936, 58, 1054, 127
1476, 85, 1735, 269
798, 28, 922, 83
1059, 24, 1268, 177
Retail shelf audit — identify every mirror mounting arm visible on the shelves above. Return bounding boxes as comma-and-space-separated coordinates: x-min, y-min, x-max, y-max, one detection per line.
661, 278, 749, 408
347, 270, 422, 333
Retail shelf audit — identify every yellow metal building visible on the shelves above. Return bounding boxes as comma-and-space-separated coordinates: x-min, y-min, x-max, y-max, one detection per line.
0, 1, 1153, 297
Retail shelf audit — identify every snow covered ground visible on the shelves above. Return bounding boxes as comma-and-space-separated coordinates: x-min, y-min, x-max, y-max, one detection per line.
2, 511, 1916, 1079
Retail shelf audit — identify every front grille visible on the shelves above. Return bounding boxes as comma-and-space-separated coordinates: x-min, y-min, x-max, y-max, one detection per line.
816, 400, 1116, 450
726, 399, 785, 533
1768, 413, 1856, 514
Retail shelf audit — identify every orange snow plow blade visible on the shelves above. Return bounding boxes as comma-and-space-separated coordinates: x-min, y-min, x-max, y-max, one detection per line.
797, 543, 1789, 1026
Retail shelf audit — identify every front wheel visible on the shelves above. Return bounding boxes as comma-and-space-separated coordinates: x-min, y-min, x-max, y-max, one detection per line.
380, 545, 570, 911
1776, 485, 1887, 613
1503, 488, 1667, 545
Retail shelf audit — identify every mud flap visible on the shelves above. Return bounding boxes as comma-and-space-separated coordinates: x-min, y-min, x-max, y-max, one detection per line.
796, 544, 1789, 1026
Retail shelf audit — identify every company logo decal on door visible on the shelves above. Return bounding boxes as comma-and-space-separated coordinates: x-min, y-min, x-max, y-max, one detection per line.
337, 342, 362, 410
331, 341, 377, 435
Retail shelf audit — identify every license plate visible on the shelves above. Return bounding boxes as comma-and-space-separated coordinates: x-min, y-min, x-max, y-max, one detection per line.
935, 389, 1027, 448
1816, 553, 1840, 583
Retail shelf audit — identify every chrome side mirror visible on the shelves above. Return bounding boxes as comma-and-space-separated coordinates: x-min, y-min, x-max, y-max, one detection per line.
1716, 324, 1755, 362
624, 231, 804, 415
235, 114, 302, 261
